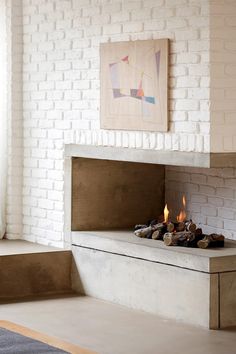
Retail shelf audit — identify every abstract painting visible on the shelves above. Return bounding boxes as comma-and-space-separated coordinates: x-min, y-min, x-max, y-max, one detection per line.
100, 39, 169, 132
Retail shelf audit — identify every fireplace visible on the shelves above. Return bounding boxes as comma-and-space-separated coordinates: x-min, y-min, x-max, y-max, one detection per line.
65, 144, 236, 330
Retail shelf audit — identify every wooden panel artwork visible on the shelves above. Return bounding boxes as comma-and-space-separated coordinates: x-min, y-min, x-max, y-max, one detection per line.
72, 158, 165, 230
100, 39, 169, 132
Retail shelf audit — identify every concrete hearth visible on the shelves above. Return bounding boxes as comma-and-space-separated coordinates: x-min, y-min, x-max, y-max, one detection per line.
71, 231, 236, 329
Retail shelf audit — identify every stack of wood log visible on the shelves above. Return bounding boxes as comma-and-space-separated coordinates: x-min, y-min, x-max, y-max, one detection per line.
134, 219, 224, 249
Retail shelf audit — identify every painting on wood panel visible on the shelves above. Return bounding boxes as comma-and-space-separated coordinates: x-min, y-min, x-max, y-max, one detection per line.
100, 39, 169, 132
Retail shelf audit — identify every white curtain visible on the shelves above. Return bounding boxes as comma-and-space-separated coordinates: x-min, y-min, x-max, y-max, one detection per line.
0, 0, 7, 239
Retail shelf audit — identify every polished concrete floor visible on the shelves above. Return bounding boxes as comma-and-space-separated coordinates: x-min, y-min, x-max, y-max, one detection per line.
0, 295, 236, 354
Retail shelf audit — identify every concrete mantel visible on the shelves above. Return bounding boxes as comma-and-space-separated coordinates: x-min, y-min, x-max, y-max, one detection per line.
65, 144, 236, 168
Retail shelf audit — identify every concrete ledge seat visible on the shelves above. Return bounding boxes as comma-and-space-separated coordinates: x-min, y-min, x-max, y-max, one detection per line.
0, 240, 72, 301
71, 231, 236, 329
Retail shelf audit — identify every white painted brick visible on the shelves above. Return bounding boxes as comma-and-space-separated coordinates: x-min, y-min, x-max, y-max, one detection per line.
175, 121, 199, 133
200, 122, 210, 134
144, 20, 165, 31
103, 2, 121, 14
172, 134, 179, 151
31, 207, 46, 218
199, 185, 216, 196
207, 176, 224, 187
170, 89, 187, 99
55, 39, 71, 51
191, 173, 207, 184
226, 220, 236, 232
176, 77, 199, 88
175, 29, 199, 41
164, 134, 172, 150
216, 187, 233, 199
103, 24, 122, 35
92, 14, 110, 25
171, 111, 187, 122
207, 216, 224, 229
123, 22, 143, 33
47, 149, 64, 160
201, 205, 217, 217
218, 208, 235, 220
177, 53, 200, 64
166, 18, 187, 29
188, 88, 209, 100
189, 64, 209, 76
175, 100, 199, 111
122, 1, 142, 11
188, 111, 209, 122
111, 11, 129, 23
191, 194, 207, 203
208, 197, 224, 207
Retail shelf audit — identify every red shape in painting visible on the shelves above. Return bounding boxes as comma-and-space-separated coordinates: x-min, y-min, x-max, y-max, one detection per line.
121, 55, 129, 63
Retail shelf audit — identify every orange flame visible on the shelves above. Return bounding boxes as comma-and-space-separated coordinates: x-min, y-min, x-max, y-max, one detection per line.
164, 204, 169, 223
177, 195, 187, 222
183, 195, 186, 208
177, 210, 186, 222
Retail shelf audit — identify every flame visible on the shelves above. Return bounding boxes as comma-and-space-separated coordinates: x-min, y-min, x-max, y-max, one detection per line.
183, 195, 186, 208
177, 210, 186, 222
164, 204, 169, 223
177, 195, 187, 222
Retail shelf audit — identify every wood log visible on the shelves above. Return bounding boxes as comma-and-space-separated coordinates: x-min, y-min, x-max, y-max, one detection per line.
156, 224, 167, 240
152, 230, 161, 240
195, 228, 203, 237
175, 221, 185, 232
197, 234, 225, 249
184, 231, 204, 248
163, 231, 193, 246
152, 223, 167, 240
178, 232, 196, 247
163, 232, 178, 246
167, 222, 175, 233
134, 223, 166, 238
134, 224, 147, 231
185, 220, 197, 233
147, 230, 153, 239
134, 225, 152, 238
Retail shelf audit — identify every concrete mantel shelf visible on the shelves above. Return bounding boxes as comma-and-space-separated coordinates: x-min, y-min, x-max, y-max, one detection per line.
65, 144, 236, 168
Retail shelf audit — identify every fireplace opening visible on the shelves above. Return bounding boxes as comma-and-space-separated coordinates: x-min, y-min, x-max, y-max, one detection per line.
72, 157, 165, 231
71, 156, 227, 249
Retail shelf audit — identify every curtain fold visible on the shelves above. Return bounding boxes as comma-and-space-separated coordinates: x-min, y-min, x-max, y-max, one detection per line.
0, 0, 8, 239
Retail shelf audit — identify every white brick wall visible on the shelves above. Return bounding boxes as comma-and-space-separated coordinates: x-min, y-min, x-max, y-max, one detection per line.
166, 166, 236, 240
